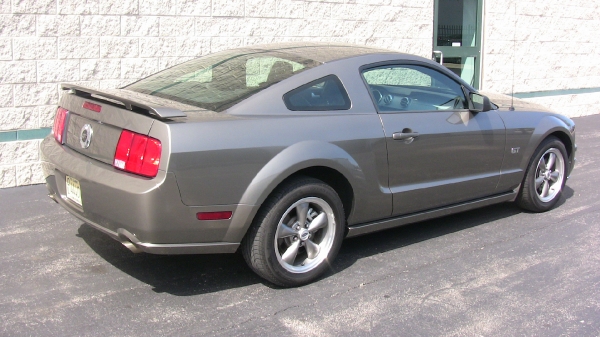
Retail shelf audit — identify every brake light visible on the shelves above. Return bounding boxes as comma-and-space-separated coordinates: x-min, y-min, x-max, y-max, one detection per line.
83, 101, 102, 112
53, 107, 69, 144
113, 130, 162, 178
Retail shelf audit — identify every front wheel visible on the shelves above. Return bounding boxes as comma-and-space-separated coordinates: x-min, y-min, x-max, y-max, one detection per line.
242, 177, 345, 287
517, 137, 568, 212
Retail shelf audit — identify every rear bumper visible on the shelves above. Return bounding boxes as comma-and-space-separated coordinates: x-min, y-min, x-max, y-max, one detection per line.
41, 136, 248, 254
45, 177, 239, 254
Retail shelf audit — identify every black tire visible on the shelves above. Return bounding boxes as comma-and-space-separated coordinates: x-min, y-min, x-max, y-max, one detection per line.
517, 136, 568, 212
242, 177, 345, 287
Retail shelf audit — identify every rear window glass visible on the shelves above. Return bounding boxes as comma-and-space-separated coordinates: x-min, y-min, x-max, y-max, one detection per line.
283, 75, 351, 111
125, 49, 321, 112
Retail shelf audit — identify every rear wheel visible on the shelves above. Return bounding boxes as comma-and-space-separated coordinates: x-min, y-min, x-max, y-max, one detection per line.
517, 137, 567, 212
242, 177, 345, 287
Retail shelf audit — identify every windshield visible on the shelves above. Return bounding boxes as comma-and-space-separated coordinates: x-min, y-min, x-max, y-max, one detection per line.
125, 48, 322, 112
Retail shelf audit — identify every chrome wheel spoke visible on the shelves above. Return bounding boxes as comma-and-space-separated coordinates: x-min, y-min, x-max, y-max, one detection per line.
539, 157, 547, 170
277, 223, 297, 239
281, 240, 300, 265
541, 180, 550, 198
550, 171, 560, 182
535, 176, 545, 190
296, 203, 309, 227
546, 153, 556, 170
305, 239, 320, 259
307, 212, 327, 232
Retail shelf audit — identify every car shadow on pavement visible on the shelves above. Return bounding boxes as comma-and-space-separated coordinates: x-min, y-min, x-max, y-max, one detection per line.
77, 225, 263, 295
333, 185, 574, 276
77, 186, 574, 295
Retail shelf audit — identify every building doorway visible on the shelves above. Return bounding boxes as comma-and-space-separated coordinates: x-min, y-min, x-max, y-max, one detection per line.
433, 0, 483, 89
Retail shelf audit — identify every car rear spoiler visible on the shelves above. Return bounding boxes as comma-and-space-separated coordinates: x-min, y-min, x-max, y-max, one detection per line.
61, 84, 187, 119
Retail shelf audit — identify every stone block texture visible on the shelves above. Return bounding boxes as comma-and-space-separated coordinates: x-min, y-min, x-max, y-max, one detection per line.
0, 0, 434, 188
483, 0, 600, 114
0, 0, 598, 188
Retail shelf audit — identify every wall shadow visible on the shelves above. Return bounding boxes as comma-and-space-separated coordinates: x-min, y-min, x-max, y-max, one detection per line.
77, 187, 574, 295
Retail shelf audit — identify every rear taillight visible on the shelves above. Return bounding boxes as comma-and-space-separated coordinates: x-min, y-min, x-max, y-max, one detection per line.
53, 107, 69, 144
113, 130, 162, 178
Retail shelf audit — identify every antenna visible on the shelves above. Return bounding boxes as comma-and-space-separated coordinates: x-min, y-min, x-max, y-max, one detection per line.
510, 2, 516, 111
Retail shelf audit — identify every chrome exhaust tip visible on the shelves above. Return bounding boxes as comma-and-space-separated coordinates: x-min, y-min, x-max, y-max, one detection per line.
47, 193, 58, 203
117, 228, 143, 253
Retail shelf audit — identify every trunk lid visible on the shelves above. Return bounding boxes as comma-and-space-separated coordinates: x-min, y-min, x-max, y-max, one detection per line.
58, 84, 196, 166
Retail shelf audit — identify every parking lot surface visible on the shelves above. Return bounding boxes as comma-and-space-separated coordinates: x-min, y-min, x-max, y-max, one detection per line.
1, 115, 599, 336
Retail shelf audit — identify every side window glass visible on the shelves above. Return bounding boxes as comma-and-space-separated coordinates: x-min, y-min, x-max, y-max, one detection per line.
363, 67, 432, 87
362, 65, 467, 112
283, 75, 351, 111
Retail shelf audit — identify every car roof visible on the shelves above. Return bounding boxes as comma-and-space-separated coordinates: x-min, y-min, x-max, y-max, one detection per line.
238, 42, 408, 64
242, 42, 476, 92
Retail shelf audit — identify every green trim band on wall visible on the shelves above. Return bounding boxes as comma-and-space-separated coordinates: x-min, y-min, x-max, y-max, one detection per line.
513, 87, 600, 99
0, 128, 51, 143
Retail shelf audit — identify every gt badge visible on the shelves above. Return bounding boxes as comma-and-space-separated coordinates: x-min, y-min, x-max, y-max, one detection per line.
511, 147, 520, 154
80, 124, 93, 149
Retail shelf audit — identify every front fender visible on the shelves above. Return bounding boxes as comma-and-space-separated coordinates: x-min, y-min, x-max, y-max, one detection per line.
519, 115, 575, 171
496, 111, 575, 192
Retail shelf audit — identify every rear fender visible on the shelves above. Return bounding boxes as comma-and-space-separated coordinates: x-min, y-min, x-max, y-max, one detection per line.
223, 140, 363, 242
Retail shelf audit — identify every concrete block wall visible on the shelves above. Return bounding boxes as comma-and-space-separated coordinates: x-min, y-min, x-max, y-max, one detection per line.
0, 0, 434, 188
1, 0, 599, 188
483, 0, 600, 117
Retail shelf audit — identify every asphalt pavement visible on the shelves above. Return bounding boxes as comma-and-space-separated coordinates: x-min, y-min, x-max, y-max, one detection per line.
1, 115, 599, 336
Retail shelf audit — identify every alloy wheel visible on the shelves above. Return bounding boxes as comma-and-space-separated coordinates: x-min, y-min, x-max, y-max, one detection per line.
534, 148, 565, 203
274, 197, 336, 273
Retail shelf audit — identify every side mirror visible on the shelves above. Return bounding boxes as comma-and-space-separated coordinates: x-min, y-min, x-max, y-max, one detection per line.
468, 93, 492, 113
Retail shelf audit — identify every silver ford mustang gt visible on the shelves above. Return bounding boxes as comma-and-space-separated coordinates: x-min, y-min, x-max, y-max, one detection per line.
41, 43, 576, 286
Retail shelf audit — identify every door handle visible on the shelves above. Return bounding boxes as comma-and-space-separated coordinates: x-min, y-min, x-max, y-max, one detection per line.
392, 132, 419, 141
433, 50, 443, 65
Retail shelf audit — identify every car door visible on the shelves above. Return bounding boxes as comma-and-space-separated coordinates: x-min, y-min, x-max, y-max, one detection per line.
362, 63, 506, 216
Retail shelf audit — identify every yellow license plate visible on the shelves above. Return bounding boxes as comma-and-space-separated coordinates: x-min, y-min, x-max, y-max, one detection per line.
66, 176, 82, 207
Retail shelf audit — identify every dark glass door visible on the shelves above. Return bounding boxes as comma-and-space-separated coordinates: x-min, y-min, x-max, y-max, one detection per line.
433, 0, 483, 88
